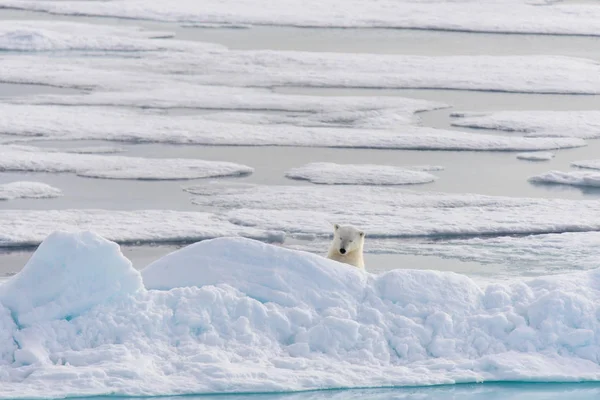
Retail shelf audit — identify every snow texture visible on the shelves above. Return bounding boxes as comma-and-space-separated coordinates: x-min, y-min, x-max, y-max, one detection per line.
0, 210, 284, 248
0, 145, 253, 180
452, 111, 600, 139
517, 152, 554, 161
3, 232, 600, 397
285, 163, 438, 185
0, 20, 176, 52
188, 184, 600, 238
0, 181, 61, 200
572, 159, 600, 171
3, 0, 600, 36
2, 50, 600, 94
529, 171, 600, 188
0, 106, 585, 151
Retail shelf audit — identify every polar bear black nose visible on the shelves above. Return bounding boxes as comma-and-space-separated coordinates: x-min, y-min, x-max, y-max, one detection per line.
339, 248, 346, 254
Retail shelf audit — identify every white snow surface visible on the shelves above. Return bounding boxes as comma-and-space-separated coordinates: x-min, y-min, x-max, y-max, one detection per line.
3, 232, 600, 397
0, 145, 252, 180
452, 111, 600, 139
529, 171, 600, 188
572, 159, 600, 171
0, 106, 585, 151
188, 184, 600, 238
0, 181, 61, 200
516, 152, 555, 161
0, 210, 283, 248
0, 20, 176, 52
2, 0, 600, 36
285, 163, 438, 185
3, 51, 600, 94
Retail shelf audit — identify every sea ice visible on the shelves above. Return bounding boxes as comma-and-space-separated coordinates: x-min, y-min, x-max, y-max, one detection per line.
0, 181, 61, 200
452, 111, 600, 139
285, 163, 439, 185
516, 152, 555, 161
2, 232, 600, 397
188, 184, 600, 238
2, 0, 600, 36
0, 145, 253, 180
0, 209, 283, 248
572, 159, 600, 170
0, 106, 584, 151
529, 171, 600, 188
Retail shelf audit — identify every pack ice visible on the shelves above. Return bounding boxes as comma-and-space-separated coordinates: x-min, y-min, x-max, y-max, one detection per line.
2, 231, 600, 398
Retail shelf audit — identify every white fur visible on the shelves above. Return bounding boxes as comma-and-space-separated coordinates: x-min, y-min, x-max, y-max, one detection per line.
326, 224, 365, 269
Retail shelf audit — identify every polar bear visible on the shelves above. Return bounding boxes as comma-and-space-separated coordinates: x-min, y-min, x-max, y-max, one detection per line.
326, 224, 365, 269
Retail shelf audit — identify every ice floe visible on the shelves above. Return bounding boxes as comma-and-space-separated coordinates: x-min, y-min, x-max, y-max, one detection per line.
3, 231, 600, 397
572, 159, 600, 170
188, 184, 600, 238
285, 163, 439, 185
0, 181, 61, 200
452, 111, 600, 139
0, 106, 585, 151
3, 51, 600, 94
2, 0, 600, 36
0, 145, 252, 180
530, 171, 600, 188
0, 210, 282, 248
0, 20, 176, 52
517, 152, 555, 161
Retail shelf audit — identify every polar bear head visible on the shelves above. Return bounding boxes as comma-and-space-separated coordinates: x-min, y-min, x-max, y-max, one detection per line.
332, 224, 365, 256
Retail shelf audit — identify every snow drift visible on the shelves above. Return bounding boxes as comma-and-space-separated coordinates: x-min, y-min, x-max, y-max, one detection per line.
2, 232, 600, 398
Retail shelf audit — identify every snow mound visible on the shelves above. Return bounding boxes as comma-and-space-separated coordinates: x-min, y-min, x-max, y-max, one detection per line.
530, 171, 600, 188
0, 181, 61, 200
285, 163, 438, 185
0, 145, 252, 180
0, 231, 142, 327
3, 233, 600, 397
452, 111, 600, 139
517, 152, 554, 161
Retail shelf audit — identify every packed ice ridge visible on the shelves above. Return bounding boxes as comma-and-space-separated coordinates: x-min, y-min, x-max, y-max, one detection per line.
285, 163, 439, 185
3, 231, 600, 397
2, 0, 600, 36
0, 181, 61, 201
0, 145, 252, 180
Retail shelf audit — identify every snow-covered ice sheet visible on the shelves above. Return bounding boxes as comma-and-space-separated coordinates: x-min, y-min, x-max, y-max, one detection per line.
452, 111, 600, 139
3, 231, 600, 397
572, 159, 600, 171
530, 171, 600, 188
3, 51, 600, 94
0, 106, 585, 151
0, 210, 282, 248
2, 0, 600, 36
285, 163, 438, 185
288, 232, 600, 277
0, 181, 61, 200
0, 145, 252, 180
0, 20, 177, 52
188, 184, 600, 238
516, 152, 554, 161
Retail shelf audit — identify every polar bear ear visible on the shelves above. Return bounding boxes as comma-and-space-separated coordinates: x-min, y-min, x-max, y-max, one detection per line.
333, 223, 340, 231
359, 231, 365, 237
